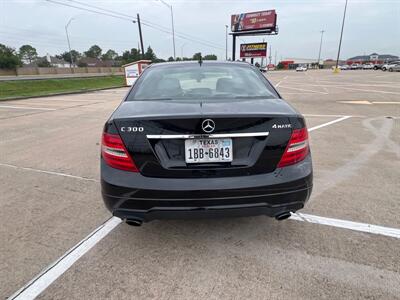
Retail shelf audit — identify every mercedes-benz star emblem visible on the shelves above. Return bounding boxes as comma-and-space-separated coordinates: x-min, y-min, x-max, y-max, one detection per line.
202, 119, 215, 133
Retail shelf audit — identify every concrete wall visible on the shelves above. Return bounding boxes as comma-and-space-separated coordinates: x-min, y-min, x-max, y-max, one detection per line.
0, 67, 123, 76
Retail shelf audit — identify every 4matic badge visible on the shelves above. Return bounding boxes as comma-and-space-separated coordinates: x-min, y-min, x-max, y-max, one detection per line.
272, 124, 291, 129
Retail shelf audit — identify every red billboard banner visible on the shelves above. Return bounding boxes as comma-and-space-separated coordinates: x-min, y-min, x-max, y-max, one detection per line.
240, 43, 267, 58
231, 10, 276, 32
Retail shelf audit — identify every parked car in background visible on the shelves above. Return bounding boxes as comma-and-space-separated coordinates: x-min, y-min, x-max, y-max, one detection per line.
388, 64, 400, 72
296, 65, 307, 72
373, 64, 383, 70
362, 64, 374, 70
350, 63, 362, 70
382, 61, 400, 71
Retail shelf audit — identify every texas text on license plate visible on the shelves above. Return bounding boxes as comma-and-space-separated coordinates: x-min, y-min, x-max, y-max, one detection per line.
185, 138, 232, 163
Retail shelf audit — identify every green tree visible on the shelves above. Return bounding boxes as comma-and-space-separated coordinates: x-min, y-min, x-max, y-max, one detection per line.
276, 62, 284, 70
84, 45, 102, 58
19, 44, 38, 63
192, 52, 202, 61
101, 49, 118, 61
57, 50, 81, 66
0, 44, 22, 69
167, 56, 174, 62
121, 48, 141, 65
153, 58, 166, 63
175, 57, 182, 61
203, 54, 217, 60
144, 46, 157, 62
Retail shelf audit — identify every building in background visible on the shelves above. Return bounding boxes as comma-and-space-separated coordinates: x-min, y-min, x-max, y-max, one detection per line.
323, 59, 346, 69
279, 58, 317, 70
346, 53, 399, 65
26, 54, 69, 68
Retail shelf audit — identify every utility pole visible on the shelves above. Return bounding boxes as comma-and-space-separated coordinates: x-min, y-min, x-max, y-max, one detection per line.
136, 14, 145, 59
65, 18, 74, 68
269, 44, 272, 65
232, 35, 236, 61
274, 50, 277, 65
159, 0, 176, 59
260, 38, 265, 67
225, 25, 228, 61
335, 0, 348, 72
317, 30, 325, 69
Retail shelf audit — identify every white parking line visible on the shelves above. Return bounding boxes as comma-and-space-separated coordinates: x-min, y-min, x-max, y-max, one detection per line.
279, 85, 328, 94
0, 163, 99, 182
0, 105, 56, 111
304, 113, 348, 118
308, 115, 351, 131
9, 217, 122, 300
10, 211, 400, 299
291, 213, 400, 239
284, 82, 400, 95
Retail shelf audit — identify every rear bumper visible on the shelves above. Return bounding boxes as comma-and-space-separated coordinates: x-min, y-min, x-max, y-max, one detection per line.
101, 155, 313, 222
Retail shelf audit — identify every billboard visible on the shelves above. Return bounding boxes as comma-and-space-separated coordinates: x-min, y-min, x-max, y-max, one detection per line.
231, 10, 276, 32
240, 43, 267, 58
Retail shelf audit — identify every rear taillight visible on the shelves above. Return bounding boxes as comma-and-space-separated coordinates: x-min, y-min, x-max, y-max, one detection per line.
101, 133, 138, 172
278, 127, 309, 168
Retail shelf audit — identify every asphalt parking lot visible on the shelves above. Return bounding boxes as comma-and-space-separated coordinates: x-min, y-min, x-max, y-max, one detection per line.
1, 70, 399, 299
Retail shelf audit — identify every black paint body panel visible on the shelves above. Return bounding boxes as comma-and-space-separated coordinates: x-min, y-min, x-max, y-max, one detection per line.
101, 61, 313, 222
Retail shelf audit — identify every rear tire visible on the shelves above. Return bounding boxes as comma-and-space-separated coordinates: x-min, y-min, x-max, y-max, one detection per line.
389, 68, 393, 72
382, 67, 387, 71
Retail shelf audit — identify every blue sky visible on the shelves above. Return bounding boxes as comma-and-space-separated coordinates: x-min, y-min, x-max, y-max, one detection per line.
1, 0, 399, 61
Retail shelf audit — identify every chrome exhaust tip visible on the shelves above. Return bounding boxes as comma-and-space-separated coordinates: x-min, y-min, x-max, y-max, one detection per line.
275, 212, 292, 221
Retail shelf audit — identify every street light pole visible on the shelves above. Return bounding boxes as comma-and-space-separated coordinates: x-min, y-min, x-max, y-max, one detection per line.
160, 0, 176, 59
181, 43, 187, 60
335, 0, 348, 72
225, 25, 228, 61
317, 30, 325, 68
65, 18, 74, 68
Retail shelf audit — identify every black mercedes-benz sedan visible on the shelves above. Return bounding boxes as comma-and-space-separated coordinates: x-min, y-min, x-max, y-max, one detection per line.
101, 61, 312, 226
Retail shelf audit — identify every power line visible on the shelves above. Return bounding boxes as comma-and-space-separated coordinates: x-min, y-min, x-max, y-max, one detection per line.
45, 0, 134, 22
45, 0, 224, 50
67, 0, 222, 48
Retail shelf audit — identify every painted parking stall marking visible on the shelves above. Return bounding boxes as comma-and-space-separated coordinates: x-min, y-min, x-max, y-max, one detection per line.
9, 217, 122, 300
8, 113, 400, 299
291, 213, 400, 239
0, 105, 56, 111
308, 115, 351, 131
0, 163, 99, 182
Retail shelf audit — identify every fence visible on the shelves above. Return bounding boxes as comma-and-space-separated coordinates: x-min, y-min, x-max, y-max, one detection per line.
0, 67, 123, 76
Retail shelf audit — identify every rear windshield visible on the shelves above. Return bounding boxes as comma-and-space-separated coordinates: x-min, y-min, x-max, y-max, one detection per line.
127, 63, 278, 101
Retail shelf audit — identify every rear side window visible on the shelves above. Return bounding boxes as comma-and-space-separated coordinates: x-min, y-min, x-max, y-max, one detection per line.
127, 63, 278, 101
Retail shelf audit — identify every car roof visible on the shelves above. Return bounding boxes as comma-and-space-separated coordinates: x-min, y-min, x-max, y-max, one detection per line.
147, 60, 252, 69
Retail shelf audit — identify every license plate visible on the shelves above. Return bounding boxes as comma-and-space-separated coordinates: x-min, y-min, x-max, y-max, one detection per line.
185, 138, 232, 163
